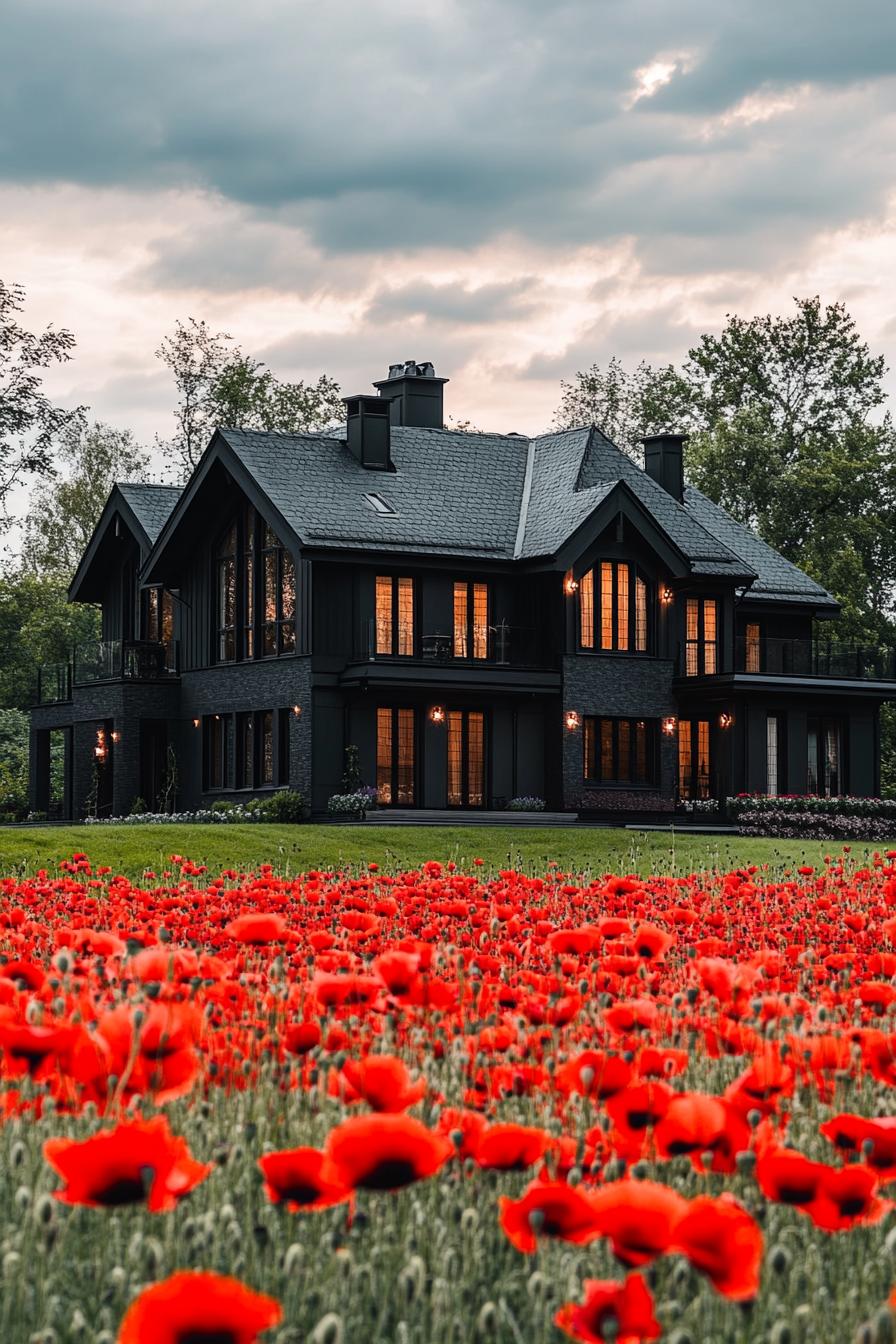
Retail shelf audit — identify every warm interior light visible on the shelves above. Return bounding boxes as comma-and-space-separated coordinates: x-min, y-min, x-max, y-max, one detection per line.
429, 705, 446, 724
110, 731, 121, 744
564, 574, 579, 596
720, 712, 734, 729
662, 716, 677, 736
94, 728, 108, 761
292, 704, 302, 718
193, 718, 201, 728
564, 710, 580, 731
661, 587, 674, 604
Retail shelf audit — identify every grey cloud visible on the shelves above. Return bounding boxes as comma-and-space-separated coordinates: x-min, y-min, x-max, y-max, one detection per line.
364, 279, 539, 326
2, 0, 895, 273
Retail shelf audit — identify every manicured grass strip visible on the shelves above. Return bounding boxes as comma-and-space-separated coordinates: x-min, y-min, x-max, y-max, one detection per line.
0, 822, 889, 878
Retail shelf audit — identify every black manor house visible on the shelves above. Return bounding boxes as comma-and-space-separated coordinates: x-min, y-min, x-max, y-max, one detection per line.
29, 361, 896, 820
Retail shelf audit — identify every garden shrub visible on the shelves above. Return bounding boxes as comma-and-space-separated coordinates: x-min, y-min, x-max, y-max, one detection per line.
728, 794, 896, 839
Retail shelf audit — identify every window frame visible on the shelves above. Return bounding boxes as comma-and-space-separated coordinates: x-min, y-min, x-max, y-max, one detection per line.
678, 718, 712, 800
213, 508, 297, 665
578, 562, 651, 654
683, 596, 720, 676
376, 706, 417, 805
583, 716, 658, 787
453, 580, 489, 661
374, 575, 415, 657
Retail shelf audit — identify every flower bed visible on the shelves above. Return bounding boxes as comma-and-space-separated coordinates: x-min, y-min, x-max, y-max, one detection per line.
729, 794, 896, 839
3, 849, 896, 1340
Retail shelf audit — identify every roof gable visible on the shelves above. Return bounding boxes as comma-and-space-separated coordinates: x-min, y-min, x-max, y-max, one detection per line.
69, 483, 180, 603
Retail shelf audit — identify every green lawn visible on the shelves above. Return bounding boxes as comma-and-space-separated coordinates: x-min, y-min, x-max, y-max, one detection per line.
0, 821, 884, 878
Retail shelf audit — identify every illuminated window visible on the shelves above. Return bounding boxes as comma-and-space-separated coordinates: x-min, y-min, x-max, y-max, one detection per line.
579, 563, 650, 653
453, 582, 489, 660
377, 707, 415, 805
579, 568, 594, 648
679, 718, 711, 799
447, 710, 485, 806
684, 598, 719, 675
143, 586, 176, 668
584, 717, 656, 784
216, 509, 296, 663
745, 622, 761, 673
375, 576, 415, 656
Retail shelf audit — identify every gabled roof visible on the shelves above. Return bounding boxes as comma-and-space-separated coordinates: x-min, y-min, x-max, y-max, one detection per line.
113, 417, 837, 612
69, 482, 181, 603
116, 483, 182, 545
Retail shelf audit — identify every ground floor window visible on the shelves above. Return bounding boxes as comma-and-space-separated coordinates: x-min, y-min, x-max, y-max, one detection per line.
678, 718, 711, 799
807, 716, 844, 796
376, 707, 415, 805
583, 717, 656, 785
203, 709, 289, 792
447, 709, 485, 807
767, 713, 786, 796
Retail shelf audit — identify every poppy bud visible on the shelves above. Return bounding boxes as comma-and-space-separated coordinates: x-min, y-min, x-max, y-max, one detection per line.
769, 1244, 791, 1275
475, 1302, 499, 1337
310, 1313, 343, 1344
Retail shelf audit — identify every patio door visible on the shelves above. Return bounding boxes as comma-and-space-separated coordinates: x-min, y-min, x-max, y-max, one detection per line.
447, 710, 485, 807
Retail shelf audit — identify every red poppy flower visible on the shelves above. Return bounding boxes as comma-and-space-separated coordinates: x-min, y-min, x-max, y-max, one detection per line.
669, 1194, 763, 1300
97, 1002, 201, 1105
0, 1021, 74, 1080
589, 1179, 688, 1266
803, 1164, 889, 1232
118, 1270, 282, 1344
341, 1055, 426, 1112
43, 1117, 211, 1212
756, 1147, 825, 1207
325, 1114, 453, 1191
498, 1180, 604, 1253
654, 1093, 751, 1174
555, 1272, 661, 1344
605, 1082, 674, 1160
225, 913, 288, 944
553, 1051, 632, 1101
374, 949, 421, 994
435, 1106, 488, 1159
284, 1021, 322, 1055
473, 1122, 552, 1171
820, 1114, 896, 1178
632, 923, 675, 961
258, 1146, 352, 1212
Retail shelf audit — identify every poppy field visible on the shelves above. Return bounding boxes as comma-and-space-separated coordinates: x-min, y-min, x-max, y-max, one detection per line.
5, 849, 896, 1343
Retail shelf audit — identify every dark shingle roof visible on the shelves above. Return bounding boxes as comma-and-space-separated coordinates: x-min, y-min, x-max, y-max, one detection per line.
138, 422, 835, 609
683, 485, 838, 607
117, 483, 182, 545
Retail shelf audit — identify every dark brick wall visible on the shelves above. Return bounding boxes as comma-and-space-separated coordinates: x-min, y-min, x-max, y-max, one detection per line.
560, 654, 677, 811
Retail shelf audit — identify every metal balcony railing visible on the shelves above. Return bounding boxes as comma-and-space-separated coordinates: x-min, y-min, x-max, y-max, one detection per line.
732, 636, 896, 680
359, 620, 552, 668
36, 663, 72, 704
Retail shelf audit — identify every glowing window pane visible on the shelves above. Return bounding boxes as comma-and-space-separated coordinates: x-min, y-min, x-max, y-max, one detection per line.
473, 584, 488, 660
579, 568, 594, 648
453, 583, 468, 658
635, 576, 647, 652
745, 622, 760, 673
678, 720, 692, 797
377, 707, 393, 804
616, 562, 629, 650
397, 577, 414, 656
376, 577, 393, 655
600, 563, 614, 650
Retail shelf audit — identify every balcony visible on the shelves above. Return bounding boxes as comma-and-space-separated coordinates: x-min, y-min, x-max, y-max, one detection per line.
674, 636, 896, 684
35, 640, 180, 704
358, 620, 555, 669
74, 639, 180, 684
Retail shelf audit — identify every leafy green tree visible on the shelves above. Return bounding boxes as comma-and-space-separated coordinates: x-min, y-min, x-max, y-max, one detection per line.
554, 356, 696, 458
0, 279, 82, 517
0, 572, 99, 710
0, 708, 29, 817
20, 415, 150, 579
157, 320, 342, 478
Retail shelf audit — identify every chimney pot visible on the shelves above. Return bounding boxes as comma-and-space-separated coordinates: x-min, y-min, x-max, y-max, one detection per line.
373, 359, 449, 429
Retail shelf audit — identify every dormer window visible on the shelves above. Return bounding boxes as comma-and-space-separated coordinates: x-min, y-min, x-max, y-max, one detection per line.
579, 562, 649, 653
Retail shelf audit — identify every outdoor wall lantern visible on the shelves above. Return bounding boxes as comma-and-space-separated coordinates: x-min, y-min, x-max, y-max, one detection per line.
719, 712, 734, 730
94, 729, 108, 762
192, 718, 201, 729
292, 704, 303, 718
564, 710, 581, 731
429, 705, 446, 724
110, 731, 121, 744
563, 574, 579, 596
662, 716, 677, 736
661, 586, 675, 604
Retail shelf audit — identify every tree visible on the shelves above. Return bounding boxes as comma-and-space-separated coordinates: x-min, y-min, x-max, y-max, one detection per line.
554, 356, 696, 459
0, 279, 81, 518
0, 572, 100, 710
20, 415, 150, 579
554, 298, 896, 642
156, 320, 343, 479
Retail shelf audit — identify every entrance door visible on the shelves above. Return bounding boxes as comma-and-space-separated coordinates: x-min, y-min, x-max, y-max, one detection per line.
447, 710, 485, 807
140, 720, 168, 811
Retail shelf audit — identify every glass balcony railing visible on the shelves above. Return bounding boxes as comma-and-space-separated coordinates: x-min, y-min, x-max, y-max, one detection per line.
72, 639, 180, 685
358, 620, 553, 668
734, 636, 896, 680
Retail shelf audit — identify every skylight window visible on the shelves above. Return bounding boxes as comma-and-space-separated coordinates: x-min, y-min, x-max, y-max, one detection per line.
364, 492, 397, 516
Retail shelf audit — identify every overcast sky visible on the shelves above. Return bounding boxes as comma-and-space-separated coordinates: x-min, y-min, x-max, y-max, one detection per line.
3, 0, 896, 463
